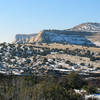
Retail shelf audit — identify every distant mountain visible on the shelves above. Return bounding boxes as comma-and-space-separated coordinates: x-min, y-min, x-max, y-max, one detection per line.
15, 34, 37, 43
14, 22, 100, 46
69, 22, 100, 32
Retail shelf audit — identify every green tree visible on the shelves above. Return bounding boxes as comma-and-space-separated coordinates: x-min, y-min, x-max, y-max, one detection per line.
67, 72, 86, 89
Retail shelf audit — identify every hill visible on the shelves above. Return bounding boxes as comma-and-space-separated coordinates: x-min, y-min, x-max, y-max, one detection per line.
69, 22, 100, 32
14, 22, 100, 46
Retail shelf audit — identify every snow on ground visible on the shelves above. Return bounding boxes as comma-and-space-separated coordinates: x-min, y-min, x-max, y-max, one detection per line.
85, 94, 100, 100
54, 68, 72, 72
94, 42, 100, 46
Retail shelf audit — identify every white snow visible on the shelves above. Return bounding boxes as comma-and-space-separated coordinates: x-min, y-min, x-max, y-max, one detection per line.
85, 94, 100, 99
54, 68, 72, 72
94, 42, 100, 46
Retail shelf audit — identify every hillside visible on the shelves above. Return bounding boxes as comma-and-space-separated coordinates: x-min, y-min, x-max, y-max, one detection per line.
69, 22, 100, 32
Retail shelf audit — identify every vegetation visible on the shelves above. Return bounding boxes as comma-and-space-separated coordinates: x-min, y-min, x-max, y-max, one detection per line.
0, 72, 98, 100
0, 43, 100, 99
83, 86, 97, 94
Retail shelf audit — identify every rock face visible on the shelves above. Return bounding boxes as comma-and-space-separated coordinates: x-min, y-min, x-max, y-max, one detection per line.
15, 34, 37, 43
33, 30, 95, 46
33, 22, 100, 46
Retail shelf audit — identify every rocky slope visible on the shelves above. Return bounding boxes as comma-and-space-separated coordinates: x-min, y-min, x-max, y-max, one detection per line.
69, 22, 100, 32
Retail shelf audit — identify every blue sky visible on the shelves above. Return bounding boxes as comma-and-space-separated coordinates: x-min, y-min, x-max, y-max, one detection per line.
0, 0, 100, 42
